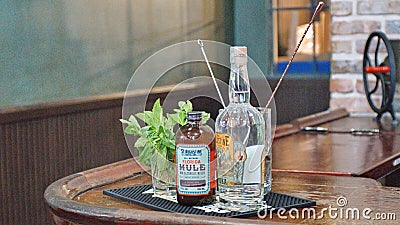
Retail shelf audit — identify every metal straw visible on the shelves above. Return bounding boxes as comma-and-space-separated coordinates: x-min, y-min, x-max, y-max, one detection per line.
197, 39, 226, 108
264, 1, 325, 112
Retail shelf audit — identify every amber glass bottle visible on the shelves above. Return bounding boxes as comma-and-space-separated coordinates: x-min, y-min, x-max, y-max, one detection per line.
175, 111, 216, 206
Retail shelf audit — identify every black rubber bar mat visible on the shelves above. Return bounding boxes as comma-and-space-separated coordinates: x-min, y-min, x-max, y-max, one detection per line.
103, 184, 316, 218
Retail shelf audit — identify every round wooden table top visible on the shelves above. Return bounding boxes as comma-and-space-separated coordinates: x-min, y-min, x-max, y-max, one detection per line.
44, 158, 400, 225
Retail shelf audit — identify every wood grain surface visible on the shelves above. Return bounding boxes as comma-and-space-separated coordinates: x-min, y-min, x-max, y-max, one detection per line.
45, 158, 400, 224
273, 115, 400, 179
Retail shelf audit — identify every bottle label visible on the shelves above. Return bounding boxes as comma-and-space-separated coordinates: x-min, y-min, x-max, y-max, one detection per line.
215, 133, 235, 186
242, 145, 264, 184
216, 133, 264, 185
176, 145, 210, 195
215, 133, 233, 157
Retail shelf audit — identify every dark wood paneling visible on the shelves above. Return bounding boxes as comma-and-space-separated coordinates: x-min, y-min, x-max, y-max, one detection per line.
1, 105, 131, 225
266, 77, 330, 124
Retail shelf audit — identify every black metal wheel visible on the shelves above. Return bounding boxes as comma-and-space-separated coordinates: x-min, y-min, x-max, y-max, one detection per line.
362, 31, 397, 121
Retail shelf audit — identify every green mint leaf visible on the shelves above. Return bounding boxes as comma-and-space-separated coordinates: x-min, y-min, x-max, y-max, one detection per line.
138, 142, 154, 166
166, 146, 175, 162
135, 112, 145, 122
184, 100, 193, 112
140, 126, 150, 136
157, 145, 167, 158
164, 127, 175, 137
123, 126, 135, 135
178, 100, 192, 113
152, 99, 163, 125
167, 113, 180, 125
164, 116, 175, 130
128, 116, 141, 132
157, 125, 165, 135
119, 119, 130, 124
134, 136, 148, 148
144, 111, 153, 122
120, 116, 141, 135
178, 110, 186, 125
178, 101, 185, 108
161, 136, 175, 151
201, 112, 210, 124
128, 115, 136, 122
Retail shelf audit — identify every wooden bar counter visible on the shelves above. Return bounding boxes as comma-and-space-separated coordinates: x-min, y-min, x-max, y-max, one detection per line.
44, 110, 400, 224
44, 158, 400, 224
272, 110, 400, 179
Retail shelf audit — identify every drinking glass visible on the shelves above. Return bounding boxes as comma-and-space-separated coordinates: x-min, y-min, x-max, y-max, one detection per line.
256, 107, 272, 194
151, 151, 176, 197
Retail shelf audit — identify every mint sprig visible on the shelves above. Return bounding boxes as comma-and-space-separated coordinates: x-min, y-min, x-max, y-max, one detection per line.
120, 99, 210, 168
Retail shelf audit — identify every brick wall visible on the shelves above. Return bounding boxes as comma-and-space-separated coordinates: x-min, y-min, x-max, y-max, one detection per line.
330, 0, 400, 113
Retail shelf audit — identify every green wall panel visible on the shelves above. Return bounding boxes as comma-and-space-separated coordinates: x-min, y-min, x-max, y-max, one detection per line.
0, 0, 233, 108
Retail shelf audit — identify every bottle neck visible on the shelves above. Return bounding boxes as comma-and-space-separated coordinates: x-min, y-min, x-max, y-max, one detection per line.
187, 120, 201, 128
229, 63, 250, 104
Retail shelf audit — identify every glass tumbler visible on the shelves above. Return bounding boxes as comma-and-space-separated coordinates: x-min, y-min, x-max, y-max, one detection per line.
256, 107, 272, 194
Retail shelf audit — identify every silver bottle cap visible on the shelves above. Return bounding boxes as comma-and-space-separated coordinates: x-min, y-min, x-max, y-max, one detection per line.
187, 111, 202, 121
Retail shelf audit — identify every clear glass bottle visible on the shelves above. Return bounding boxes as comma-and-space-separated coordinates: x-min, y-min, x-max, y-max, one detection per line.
175, 111, 216, 206
215, 46, 266, 209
